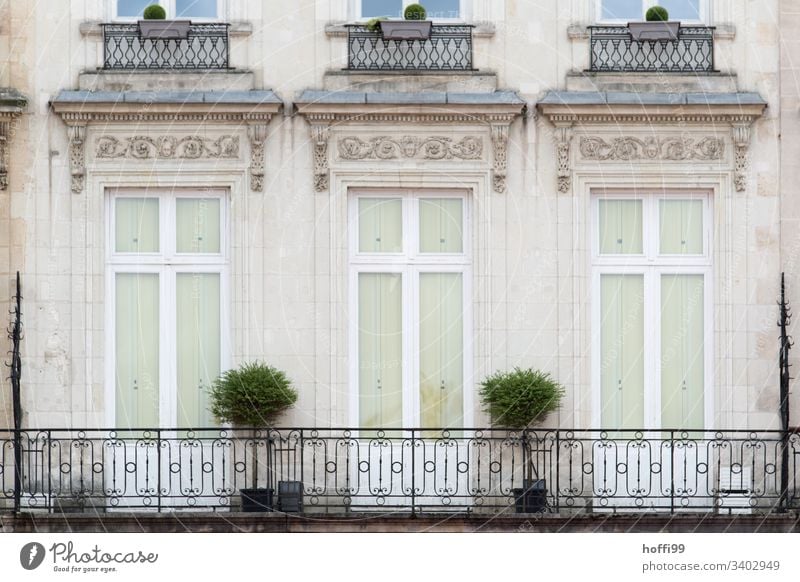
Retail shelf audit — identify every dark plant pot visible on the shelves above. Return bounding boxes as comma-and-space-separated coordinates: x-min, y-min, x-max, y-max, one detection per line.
138, 19, 192, 39
628, 21, 680, 41
379, 20, 433, 40
512, 479, 547, 513
240, 488, 275, 512
277, 480, 303, 513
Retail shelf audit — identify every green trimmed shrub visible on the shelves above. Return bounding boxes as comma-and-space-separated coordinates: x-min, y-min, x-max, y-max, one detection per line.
645, 6, 669, 21
404, 3, 427, 20
209, 362, 297, 426
479, 367, 564, 428
143, 4, 167, 19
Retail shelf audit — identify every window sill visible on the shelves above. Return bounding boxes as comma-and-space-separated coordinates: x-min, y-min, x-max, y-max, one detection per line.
325, 21, 495, 38
568, 22, 735, 40
79, 19, 251, 39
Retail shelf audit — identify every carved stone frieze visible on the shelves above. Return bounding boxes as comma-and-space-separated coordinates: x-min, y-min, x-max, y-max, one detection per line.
69, 125, 87, 194
96, 135, 240, 160
579, 136, 725, 161
337, 135, 483, 161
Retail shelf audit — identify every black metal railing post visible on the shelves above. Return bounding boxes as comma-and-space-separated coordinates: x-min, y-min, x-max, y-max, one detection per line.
555, 430, 560, 513
670, 430, 675, 515
8, 272, 23, 513
778, 273, 792, 512
157, 429, 162, 513
411, 428, 417, 516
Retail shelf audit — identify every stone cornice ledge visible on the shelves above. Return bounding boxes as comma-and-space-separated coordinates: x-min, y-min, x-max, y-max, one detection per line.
537, 92, 766, 125
50, 90, 282, 123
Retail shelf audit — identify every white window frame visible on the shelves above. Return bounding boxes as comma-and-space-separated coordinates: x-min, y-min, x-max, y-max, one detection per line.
105, 188, 230, 429
348, 189, 473, 429
351, 0, 468, 22
111, 0, 226, 22
594, 0, 709, 25
590, 190, 714, 431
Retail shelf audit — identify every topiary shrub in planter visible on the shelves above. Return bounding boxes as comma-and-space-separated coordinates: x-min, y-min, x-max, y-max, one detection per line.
629, 5, 679, 41
139, 3, 191, 39
209, 361, 298, 512
404, 3, 427, 20
645, 6, 669, 21
143, 4, 166, 19
479, 367, 564, 429
480, 367, 564, 514
210, 361, 297, 426
379, 2, 432, 40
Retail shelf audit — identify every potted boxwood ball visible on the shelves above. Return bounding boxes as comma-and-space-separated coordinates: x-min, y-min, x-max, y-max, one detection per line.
479, 367, 564, 514
138, 3, 191, 39
380, 3, 433, 40
628, 6, 680, 41
209, 361, 298, 512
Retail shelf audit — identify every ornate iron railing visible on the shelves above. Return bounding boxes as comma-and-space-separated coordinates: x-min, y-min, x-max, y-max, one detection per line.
346, 25, 474, 71
2, 428, 799, 514
588, 26, 715, 73
102, 23, 230, 70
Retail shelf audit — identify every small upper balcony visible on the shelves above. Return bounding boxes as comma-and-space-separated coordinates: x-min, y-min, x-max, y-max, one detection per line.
102, 22, 230, 70
345, 23, 475, 72
588, 25, 715, 73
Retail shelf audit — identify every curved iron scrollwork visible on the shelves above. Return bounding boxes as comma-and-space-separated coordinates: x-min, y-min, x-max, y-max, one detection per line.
347, 25, 474, 71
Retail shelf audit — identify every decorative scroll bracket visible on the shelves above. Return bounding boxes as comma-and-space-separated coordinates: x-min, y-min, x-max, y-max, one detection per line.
68, 124, 87, 194
732, 122, 752, 193
248, 124, 268, 192
0, 121, 9, 191
554, 123, 574, 195
490, 123, 510, 194
311, 122, 331, 192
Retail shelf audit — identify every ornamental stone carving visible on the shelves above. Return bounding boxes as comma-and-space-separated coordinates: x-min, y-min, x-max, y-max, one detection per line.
312, 123, 331, 192
0, 122, 8, 191
490, 126, 508, 194
96, 135, 240, 160
554, 125, 573, 194
248, 125, 267, 192
337, 135, 483, 161
579, 136, 725, 161
69, 125, 87, 194
732, 123, 752, 193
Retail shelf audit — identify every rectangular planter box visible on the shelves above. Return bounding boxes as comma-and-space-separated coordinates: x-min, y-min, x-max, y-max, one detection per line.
138, 19, 192, 39
379, 20, 433, 40
240, 488, 275, 512
628, 21, 680, 41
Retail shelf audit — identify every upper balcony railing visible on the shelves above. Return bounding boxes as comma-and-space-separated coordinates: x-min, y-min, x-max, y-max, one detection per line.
589, 26, 715, 73
346, 24, 474, 71
102, 23, 230, 70
2, 428, 798, 515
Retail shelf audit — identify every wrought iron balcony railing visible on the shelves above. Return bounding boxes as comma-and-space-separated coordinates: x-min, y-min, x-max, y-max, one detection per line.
589, 26, 715, 73
2, 428, 798, 515
102, 23, 230, 70
346, 24, 474, 71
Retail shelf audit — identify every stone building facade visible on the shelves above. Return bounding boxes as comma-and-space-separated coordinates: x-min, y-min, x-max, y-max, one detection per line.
0, 0, 797, 517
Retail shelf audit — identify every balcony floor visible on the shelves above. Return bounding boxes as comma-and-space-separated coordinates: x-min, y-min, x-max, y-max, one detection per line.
4, 511, 800, 533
